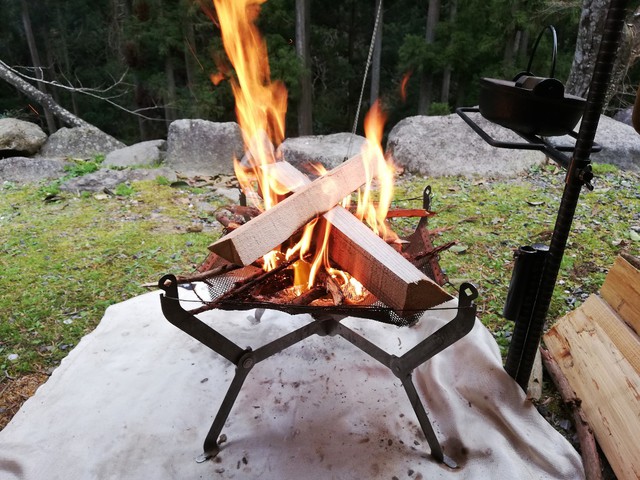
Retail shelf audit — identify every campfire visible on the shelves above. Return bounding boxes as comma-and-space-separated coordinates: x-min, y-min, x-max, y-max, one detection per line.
173, 0, 453, 319
158, 0, 478, 467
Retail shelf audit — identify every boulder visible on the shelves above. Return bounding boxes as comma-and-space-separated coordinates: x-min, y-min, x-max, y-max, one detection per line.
612, 107, 633, 128
165, 120, 244, 176
60, 167, 177, 193
386, 114, 546, 177
277, 133, 366, 170
0, 157, 67, 183
38, 126, 125, 159
0, 118, 47, 155
550, 115, 640, 171
103, 140, 166, 168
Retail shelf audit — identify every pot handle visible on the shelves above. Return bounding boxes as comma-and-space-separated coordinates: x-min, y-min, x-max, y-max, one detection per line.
525, 25, 558, 79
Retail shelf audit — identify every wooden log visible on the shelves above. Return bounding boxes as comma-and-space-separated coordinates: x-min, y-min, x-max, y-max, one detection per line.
264, 161, 452, 313
543, 302, 640, 480
580, 295, 640, 374
325, 208, 452, 312
540, 347, 603, 480
208, 154, 375, 265
600, 255, 640, 335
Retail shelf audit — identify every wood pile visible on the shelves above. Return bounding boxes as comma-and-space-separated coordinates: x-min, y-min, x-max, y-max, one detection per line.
543, 254, 640, 480
194, 158, 453, 316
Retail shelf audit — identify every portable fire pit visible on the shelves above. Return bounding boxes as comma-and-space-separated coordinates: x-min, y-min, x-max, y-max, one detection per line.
159, 157, 479, 468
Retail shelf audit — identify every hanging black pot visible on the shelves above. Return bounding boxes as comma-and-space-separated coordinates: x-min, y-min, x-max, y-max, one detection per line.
478, 26, 586, 137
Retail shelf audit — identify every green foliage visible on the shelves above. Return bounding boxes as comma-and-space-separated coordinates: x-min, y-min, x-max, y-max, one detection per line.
398, 34, 443, 74
155, 176, 172, 186
114, 183, 135, 196
63, 155, 105, 178
429, 102, 450, 115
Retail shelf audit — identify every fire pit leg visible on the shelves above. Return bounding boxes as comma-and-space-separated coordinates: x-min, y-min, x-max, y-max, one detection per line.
329, 283, 478, 468
197, 350, 255, 462
399, 375, 457, 468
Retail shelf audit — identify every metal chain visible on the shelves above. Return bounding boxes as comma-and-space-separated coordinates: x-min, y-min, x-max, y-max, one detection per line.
345, 0, 384, 161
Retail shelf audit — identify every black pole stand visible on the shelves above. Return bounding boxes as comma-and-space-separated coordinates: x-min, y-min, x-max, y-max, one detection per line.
457, 0, 630, 389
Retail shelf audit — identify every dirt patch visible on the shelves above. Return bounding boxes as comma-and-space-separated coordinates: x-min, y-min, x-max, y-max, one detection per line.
0, 373, 49, 431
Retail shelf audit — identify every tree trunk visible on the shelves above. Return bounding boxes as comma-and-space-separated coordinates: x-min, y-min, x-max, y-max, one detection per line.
0, 61, 92, 128
347, 1, 356, 129
56, 4, 79, 116
295, 0, 313, 135
184, 23, 197, 98
418, 0, 440, 114
440, 0, 457, 104
565, 0, 609, 98
369, 0, 383, 106
164, 55, 178, 125
20, 0, 57, 133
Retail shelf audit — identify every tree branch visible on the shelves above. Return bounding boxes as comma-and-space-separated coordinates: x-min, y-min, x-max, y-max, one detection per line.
1, 60, 167, 122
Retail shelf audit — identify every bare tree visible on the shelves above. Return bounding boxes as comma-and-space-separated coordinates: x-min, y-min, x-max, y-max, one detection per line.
0, 60, 91, 128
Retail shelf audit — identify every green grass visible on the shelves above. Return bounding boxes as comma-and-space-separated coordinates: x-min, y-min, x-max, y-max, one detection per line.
0, 163, 638, 379
0, 180, 226, 375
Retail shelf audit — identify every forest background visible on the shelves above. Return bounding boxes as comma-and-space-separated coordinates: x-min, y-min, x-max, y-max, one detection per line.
1, 0, 640, 145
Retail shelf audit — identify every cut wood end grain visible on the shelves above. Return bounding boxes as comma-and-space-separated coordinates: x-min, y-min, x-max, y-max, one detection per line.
600, 255, 640, 335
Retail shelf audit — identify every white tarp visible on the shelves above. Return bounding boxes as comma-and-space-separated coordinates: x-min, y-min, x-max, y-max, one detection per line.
0, 288, 583, 479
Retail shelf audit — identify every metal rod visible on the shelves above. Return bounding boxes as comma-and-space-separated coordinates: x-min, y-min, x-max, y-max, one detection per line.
511, 0, 630, 389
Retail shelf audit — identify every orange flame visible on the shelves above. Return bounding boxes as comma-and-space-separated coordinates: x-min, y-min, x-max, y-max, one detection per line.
355, 100, 397, 242
210, 0, 397, 299
399, 71, 412, 103
212, 0, 290, 267
210, 72, 226, 85
213, 0, 287, 215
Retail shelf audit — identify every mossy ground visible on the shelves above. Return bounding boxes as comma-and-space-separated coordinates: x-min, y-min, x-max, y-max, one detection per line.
0, 163, 638, 431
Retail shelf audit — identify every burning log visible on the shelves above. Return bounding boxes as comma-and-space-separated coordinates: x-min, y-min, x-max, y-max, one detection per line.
208, 154, 376, 265
261, 161, 452, 313
325, 208, 451, 313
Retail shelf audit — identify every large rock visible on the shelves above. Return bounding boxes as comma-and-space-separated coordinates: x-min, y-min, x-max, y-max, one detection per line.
103, 140, 166, 168
0, 118, 47, 155
38, 126, 125, 159
550, 115, 640, 171
0, 157, 67, 183
165, 120, 243, 176
612, 107, 633, 128
387, 114, 546, 177
277, 133, 366, 170
60, 167, 177, 193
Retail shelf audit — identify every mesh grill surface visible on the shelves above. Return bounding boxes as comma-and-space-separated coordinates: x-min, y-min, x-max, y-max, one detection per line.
203, 267, 421, 327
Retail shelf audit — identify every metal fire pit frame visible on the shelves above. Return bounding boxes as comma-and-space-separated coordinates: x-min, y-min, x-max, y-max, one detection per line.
158, 275, 478, 468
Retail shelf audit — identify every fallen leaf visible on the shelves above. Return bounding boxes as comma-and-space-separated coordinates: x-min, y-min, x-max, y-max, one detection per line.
170, 181, 189, 188
450, 244, 468, 254
630, 230, 640, 242
43, 194, 62, 203
186, 224, 203, 233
